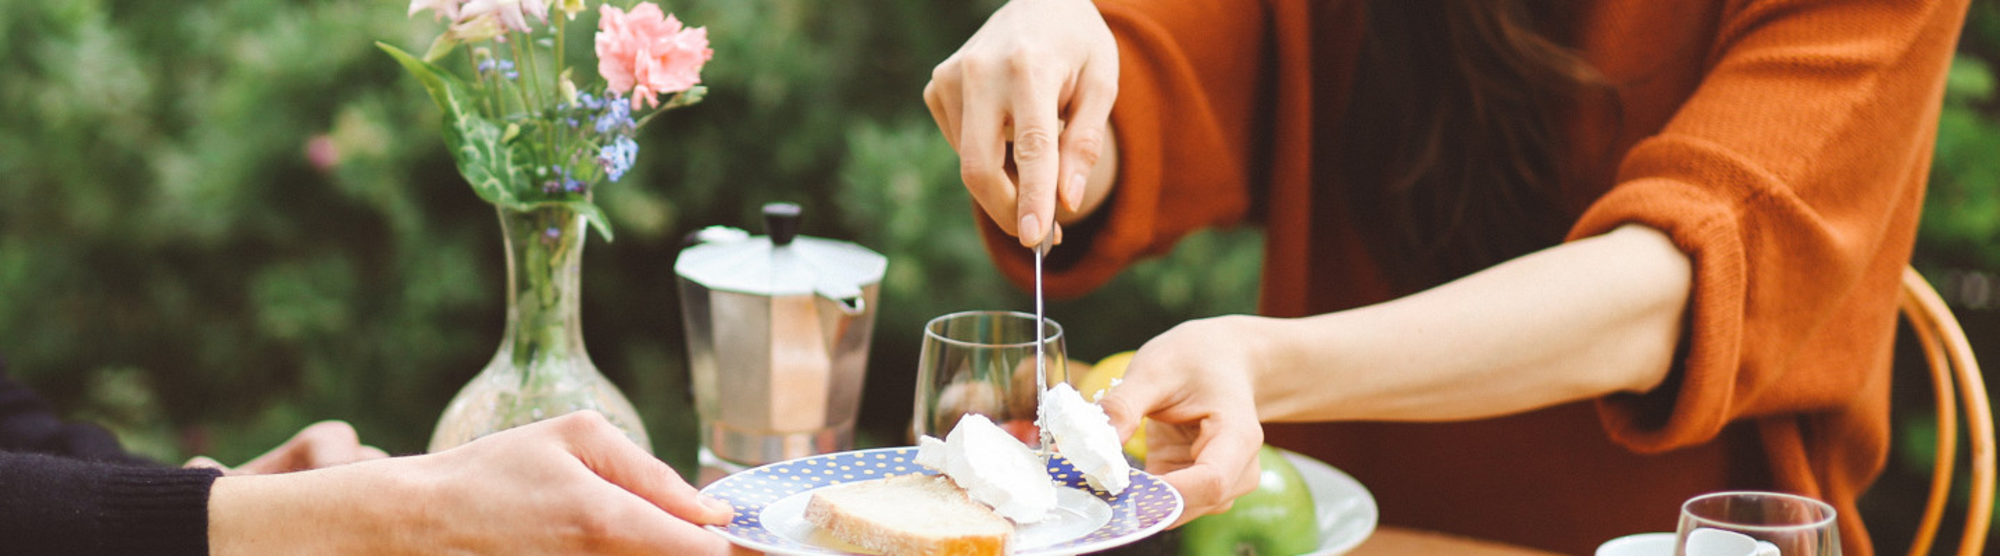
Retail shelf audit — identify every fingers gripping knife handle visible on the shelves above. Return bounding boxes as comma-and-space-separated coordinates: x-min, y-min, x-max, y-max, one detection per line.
1033, 233, 1053, 459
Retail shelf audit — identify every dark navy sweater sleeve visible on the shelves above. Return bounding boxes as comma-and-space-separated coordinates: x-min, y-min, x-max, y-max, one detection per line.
0, 357, 219, 556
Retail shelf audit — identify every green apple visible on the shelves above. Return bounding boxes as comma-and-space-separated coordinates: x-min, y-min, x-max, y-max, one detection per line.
1177, 445, 1321, 556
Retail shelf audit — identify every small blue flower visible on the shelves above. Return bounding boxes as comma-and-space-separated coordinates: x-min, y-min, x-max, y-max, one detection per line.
596, 136, 639, 181
542, 226, 563, 245
594, 95, 634, 134
574, 92, 603, 111
477, 58, 518, 80
541, 166, 581, 195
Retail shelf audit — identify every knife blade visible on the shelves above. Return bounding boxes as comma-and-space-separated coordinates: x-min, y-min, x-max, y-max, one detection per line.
1033, 230, 1053, 460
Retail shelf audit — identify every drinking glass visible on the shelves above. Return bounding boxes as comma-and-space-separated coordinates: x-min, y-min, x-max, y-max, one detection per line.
1676, 491, 1840, 556
912, 310, 1068, 449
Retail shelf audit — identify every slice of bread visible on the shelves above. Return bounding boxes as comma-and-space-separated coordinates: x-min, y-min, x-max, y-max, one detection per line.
804, 474, 1013, 556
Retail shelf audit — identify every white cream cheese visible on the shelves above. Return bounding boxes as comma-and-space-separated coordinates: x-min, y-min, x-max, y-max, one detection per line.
1041, 382, 1132, 494
915, 413, 1058, 523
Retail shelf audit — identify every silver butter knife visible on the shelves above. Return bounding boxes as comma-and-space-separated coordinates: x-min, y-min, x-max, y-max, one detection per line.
1033, 231, 1053, 460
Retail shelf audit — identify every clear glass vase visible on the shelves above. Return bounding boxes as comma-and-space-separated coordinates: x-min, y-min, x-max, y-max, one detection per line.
428, 205, 651, 453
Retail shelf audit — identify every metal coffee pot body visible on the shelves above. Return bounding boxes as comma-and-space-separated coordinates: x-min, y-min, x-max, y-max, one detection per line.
675, 204, 885, 468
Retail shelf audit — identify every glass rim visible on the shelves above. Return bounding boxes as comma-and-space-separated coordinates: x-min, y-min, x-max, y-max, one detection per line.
1679, 490, 1838, 532
922, 310, 1064, 349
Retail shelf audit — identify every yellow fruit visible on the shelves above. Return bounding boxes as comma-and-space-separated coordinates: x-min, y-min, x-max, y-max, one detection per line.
1077, 351, 1132, 402
1124, 416, 1149, 460
1076, 351, 1148, 460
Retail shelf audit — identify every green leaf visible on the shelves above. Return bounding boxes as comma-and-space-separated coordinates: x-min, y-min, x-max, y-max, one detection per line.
377, 42, 458, 119
378, 42, 529, 210
420, 35, 460, 63
633, 87, 709, 129
562, 201, 616, 243
663, 86, 708, 110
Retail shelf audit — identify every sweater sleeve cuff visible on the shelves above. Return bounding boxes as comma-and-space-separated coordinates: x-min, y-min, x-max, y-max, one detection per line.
0, 452, 219, 556
1567, 175, 1748, 454
95, 464, 221, 555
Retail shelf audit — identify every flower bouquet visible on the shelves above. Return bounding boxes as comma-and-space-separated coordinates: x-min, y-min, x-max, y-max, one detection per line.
380, 0, 713, 452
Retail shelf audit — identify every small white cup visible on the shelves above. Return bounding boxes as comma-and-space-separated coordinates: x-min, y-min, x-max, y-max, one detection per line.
1683, 528, 1781, 556
1598, 532, 1678, 556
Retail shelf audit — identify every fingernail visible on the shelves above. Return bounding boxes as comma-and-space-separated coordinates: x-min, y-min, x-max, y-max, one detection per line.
1066, 173, 1087, 210
1019, 213, 1041, 244
700, 494, 734, 515
182, 456, 223, 471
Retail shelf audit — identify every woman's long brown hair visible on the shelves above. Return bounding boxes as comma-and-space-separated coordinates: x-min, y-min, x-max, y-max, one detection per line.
1339, 0, 1612, 290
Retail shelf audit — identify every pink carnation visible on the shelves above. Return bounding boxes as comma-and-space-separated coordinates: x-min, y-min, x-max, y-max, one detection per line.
596, 3, 712, 109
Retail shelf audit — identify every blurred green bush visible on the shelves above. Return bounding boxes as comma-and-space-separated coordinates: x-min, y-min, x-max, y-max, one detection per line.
0, 0, 1262, 472
0, 0, 1994, 551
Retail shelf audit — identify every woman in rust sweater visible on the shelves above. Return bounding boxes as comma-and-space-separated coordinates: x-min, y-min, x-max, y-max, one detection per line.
925, 0, 1970, 553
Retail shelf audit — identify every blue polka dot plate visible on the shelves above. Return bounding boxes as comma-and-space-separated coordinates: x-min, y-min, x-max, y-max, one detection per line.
699, 447, 1184, 555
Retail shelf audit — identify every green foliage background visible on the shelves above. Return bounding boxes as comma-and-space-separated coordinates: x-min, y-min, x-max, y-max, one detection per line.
0, 0, 1261, 467
0, 0, 1994, 552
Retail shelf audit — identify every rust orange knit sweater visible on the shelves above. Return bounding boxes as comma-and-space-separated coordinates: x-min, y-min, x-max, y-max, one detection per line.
977, 1, 1970, 554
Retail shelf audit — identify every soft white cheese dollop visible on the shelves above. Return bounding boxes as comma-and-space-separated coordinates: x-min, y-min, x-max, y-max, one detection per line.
1041, 383, 1131, 494
914, 413, 1058, 523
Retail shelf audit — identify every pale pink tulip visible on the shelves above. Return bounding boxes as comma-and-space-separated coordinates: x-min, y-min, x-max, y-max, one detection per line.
446, 12, 506, 43
459, 0, 549, 35
408, 0, 462, 21
596, 3, 712, 109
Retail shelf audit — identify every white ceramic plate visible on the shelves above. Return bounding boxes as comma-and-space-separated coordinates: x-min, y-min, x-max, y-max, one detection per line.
1281, 449, 1380, 555
699, 447, 1183, 555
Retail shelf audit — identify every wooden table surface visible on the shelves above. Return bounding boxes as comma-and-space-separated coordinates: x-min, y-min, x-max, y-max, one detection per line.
1348, 525, 1570, 556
